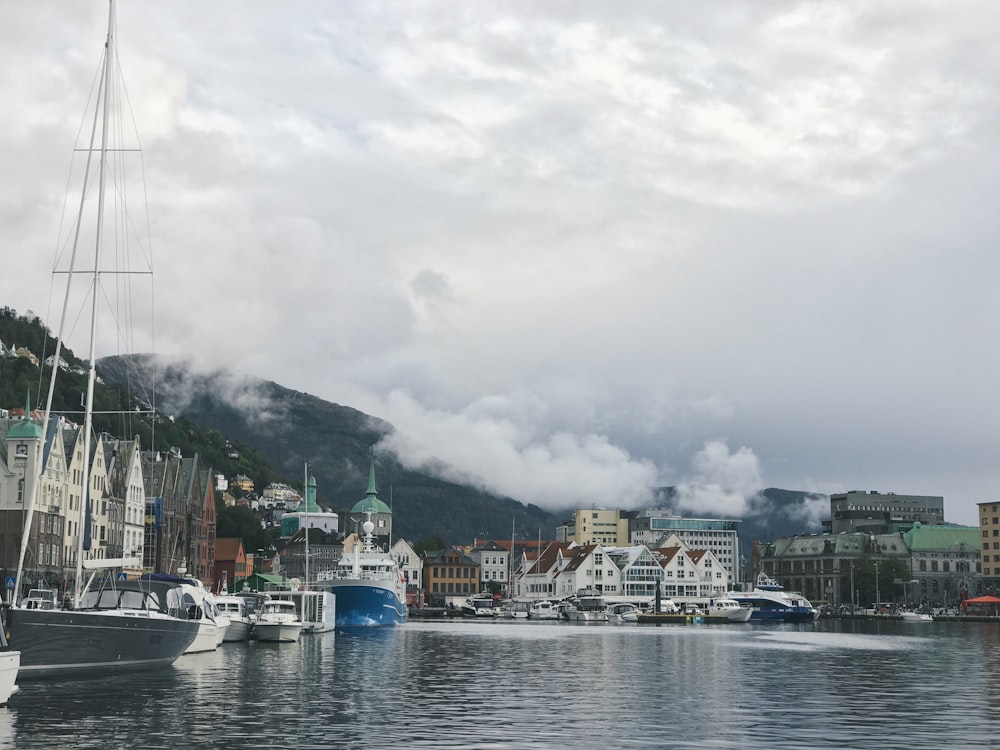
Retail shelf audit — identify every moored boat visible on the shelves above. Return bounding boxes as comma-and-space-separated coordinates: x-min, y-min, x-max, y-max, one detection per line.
6, 1, 200, 679
674, 596, 753, 623
606, 602, 639, 623
214, 594, 253, 642
562, 591, 607, 622
0, 615, 18, 705
319, 463, 407, 628
528, 600, 561, 620
254, 600, 303, 643
9, 576, 199, 679
727, 574, 818, 623
462, 592, 498, 617
270, 590, 336, 633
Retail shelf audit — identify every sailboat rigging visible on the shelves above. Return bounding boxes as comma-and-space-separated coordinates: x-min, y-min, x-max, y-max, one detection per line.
6, 0, 198, 678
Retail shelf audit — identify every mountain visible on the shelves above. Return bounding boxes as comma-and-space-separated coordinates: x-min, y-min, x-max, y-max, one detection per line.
96, 354, 826, 549
0, 303, 825, 549
97, 354, 559, 545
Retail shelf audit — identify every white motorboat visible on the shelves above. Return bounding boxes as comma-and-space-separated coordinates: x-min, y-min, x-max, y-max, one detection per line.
528, 600, 562, 620
255, 600, 303, 643
214, 595, 253, 642
562, 592, 607, 622
606, 602, 639, 624
462, 593, 498, 617
674, 596, 753, 623
900, 611, 933, 622
270, 590, 336, 634
500, 600, 530, 619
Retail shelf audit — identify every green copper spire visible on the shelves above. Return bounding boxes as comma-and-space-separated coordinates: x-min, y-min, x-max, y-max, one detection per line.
302, 474, 322, 513
8, 392, 42, 440
350, 458, 391, 515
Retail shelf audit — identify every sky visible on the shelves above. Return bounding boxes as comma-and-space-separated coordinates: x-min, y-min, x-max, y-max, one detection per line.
2, 1, 998, 528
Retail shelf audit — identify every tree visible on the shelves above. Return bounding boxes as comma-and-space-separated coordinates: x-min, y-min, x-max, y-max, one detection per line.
414, 535, 447, 556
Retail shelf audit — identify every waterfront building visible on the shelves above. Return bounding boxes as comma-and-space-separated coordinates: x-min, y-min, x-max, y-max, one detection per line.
422, 547, 480, 607
1, 410, 67, 596
630, 509, 742, 584
142, 450, 208, 576
391, 538, 422, 604
652, 545, 729, 598
215, 537, 248, 592
825, 490, 944, 535
978, 501, 1000, 592
901, 522, 980, 604
468, 539, 509, 592
514, 541, 573, 600
550, 543, 624, 599
103, 437, 147, 575
604, 545, 668, 600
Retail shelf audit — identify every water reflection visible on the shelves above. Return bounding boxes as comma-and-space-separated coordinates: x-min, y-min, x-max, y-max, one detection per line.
3, 620, 999, 749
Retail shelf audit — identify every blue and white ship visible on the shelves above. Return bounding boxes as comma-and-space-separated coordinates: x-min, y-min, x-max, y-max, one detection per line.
324, 463, 407, 628
727, 574, 818, 623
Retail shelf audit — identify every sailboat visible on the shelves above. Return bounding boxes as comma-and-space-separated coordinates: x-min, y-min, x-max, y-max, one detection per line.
5, 0, 198, 678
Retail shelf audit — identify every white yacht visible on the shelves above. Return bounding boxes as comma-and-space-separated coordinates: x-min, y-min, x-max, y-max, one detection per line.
528, 600, 562, 620
214, 595, 253, 642
254, 600, 303, 643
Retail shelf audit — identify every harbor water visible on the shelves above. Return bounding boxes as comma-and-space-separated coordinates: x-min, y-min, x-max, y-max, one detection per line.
2, 618, 998, 749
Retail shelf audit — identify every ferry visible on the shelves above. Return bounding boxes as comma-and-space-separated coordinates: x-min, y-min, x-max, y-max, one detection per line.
727, 574, 818, 622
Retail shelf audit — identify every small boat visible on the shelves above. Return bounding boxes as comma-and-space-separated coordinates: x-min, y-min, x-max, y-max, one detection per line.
562, 592, 607, 622
528, 600, 562, 620
270, 590, 337, 633
214, 594, 253, 642
503, 600, 530, 619
462, 593, 498, 617
606, 602, 639, 624
899, 611, 933, 622
254, 600, 303, 643
674, 596, 753, 623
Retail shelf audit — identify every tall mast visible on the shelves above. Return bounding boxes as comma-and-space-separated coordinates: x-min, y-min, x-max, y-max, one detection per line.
74, 0, 116, 607
13, 0, 116, 608
303, 463, 309, 591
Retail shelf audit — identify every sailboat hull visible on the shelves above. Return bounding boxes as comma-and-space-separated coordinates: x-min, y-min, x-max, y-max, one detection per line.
8, 608, 199, 679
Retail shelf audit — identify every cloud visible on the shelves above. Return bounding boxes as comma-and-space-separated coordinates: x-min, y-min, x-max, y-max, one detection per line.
672, 439, 765, 517
374, 388, 659, 509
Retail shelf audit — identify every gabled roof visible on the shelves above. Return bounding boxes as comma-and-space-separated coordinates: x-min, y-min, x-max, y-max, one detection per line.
526, 542, 573, 575
653, 547, 683, 566
559, 544, 598, 574
216, 537, 245, 561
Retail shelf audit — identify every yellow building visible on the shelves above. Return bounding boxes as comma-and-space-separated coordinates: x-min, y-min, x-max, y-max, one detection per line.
979, 501, 1000, 580
565, 508, 630, 546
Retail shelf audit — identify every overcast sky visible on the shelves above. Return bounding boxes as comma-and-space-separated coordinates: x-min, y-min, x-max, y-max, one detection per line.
2, 1, 998, 527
